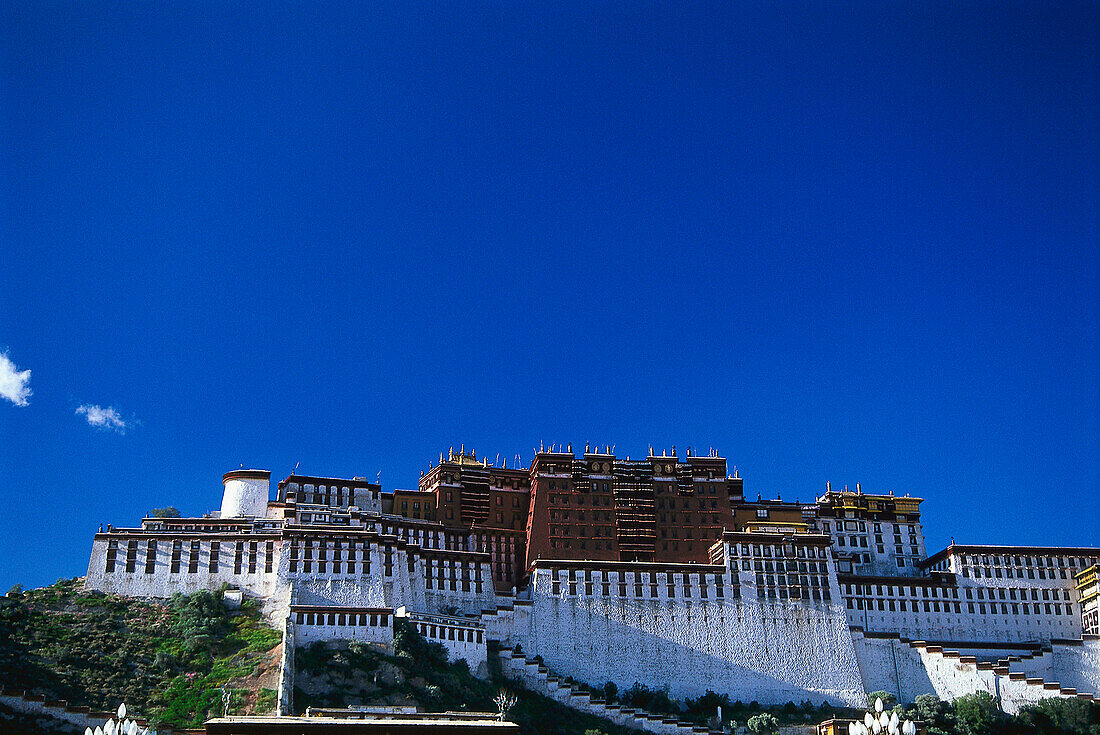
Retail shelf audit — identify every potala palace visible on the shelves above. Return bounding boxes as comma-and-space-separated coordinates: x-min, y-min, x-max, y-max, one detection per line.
84, 446, 1100, 721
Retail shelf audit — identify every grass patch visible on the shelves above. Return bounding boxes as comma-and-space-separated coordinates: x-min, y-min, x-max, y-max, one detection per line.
0, 578, 281, 730
294, 622, 636, 735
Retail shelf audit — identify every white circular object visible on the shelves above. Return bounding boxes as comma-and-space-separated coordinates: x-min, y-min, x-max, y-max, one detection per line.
220, 470, 271, 518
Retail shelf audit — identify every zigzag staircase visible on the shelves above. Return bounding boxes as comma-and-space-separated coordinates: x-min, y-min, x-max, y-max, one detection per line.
851, 627, 1095, 713
910, 640, 1095, 710
0, 688, 151, 731
494, 644, 722, 735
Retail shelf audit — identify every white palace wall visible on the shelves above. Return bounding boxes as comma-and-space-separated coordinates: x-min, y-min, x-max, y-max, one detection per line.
86, 530, 507, 620
851, 632, 1100, 713
1052, 639, 1100, 694
291, 607, 395, 647
500, 567, 867, 706
840, 576, 1082, 644
84, 535, 285, 602
220, 474, 271, 519
83, 474, 1100, 715
850, 632, 937, 704
286, 545, 502, 618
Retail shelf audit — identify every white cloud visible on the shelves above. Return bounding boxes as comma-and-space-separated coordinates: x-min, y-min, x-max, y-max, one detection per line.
0, 352, 32, 406
76, 404, 129, 434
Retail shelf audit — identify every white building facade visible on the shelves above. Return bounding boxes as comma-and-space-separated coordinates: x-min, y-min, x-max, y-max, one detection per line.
84, 466, 1100, 712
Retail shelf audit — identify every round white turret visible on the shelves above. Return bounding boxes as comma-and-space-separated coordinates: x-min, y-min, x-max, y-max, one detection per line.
220, 469, 271, 518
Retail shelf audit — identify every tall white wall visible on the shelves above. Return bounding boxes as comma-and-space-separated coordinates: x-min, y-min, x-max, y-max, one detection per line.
841, 581, 1081, 643
286, 545, 501, 617
852, 634, 1100, 715
503, 573, 866, 706
84, 536, 284, 602
1051, 639, 1100, 694
850, 632, 937, 704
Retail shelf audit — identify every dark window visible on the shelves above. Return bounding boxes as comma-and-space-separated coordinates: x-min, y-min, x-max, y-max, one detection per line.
144, 539, 159, 572
171, 540, 182, 573
105, 539, 118, 572
125, 540, 138, 572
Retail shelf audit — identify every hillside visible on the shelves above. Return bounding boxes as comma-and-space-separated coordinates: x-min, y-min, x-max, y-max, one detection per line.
293, 624, 637, 735
0, 580, 636, 735
0, 579, 281, 730
4, 580, 1096, 735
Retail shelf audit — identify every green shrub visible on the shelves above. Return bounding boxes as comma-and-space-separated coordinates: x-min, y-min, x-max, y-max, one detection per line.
868, 690, 897, 710
1014, 697, 1100, 734
747, 712, 780, 734
0, 579, 281, 730
255, 687, 278, 714
952, 691, 1006, 735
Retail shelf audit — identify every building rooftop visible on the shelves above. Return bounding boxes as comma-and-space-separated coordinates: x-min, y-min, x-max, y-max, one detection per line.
920, 544, 1100, 569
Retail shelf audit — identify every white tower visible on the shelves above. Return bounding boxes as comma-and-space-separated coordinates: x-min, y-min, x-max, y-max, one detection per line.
220, 469, 271, 518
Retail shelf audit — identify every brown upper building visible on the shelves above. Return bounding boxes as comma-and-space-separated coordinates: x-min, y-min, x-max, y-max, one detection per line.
386, 448, 531, 590
383, 444, 860, 587
524, 445, 743, 567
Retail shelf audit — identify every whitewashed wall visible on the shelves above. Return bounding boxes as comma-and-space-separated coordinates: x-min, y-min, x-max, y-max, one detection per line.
502, 569, 866, 706
1051, 638, 1100, 694
292, 610, 394, 646
84, 536, 283, 601
220, 476, 270, 518
841, 579, 1082, 643
850, 632, 937, 704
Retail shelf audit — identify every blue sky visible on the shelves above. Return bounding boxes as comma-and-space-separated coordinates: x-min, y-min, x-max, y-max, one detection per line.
1, 2, 1097, 591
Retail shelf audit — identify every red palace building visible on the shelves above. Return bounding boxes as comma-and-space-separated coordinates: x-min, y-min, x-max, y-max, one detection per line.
382, 444, 746, 587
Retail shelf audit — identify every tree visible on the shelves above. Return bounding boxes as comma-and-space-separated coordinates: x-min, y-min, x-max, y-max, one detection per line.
953, 691, 1006, 735
898, 694, 956, 735
1014, 697, 1100, 734
601, 681, 618, 703
747, 712, 780, 735
151, 507, 181, 518
868, 691, 898, 710
621, 682, 675, 715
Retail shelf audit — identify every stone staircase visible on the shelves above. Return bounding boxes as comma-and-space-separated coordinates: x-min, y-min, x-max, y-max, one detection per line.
494, 644, 720, 735
0, 688, 151, 732
851, 627, 1095, 715
906, 641, 1095, 714
990, 644, 1053, 678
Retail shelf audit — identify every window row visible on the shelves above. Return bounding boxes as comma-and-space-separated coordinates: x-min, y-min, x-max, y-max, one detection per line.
732, 543, 828, 559
416, 623, 484, 644
295, 611, 389, 627
105, 538, 275, 575
550, 578, 731, 600
846, 596, 1073, 618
